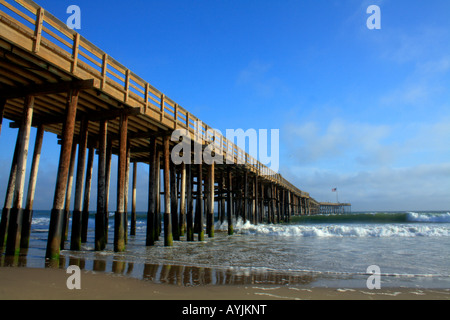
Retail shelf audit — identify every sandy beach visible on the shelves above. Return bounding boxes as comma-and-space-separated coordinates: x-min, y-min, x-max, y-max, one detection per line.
0, 267, 449, 300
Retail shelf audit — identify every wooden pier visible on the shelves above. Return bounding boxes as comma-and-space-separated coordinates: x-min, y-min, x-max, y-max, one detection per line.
318, 203, 352, 215
0, 0, 346, 261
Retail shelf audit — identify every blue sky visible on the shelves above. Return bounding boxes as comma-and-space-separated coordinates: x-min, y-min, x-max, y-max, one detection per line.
1, 0, 450, 211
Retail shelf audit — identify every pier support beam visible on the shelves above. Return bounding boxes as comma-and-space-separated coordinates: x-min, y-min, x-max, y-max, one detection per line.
186, 164, 194, 241
130, 161, 137, 236
206, 162, 214, 237
6, 96, 34, 256
227, 167, 233, 235
254, 175, 258, 225
197, 163, 204, 241
46, 89, 79, 260
95, 120, 107, 251
21, 124, 44, 249
104, 141, 112, 242
124, 145, 131, 243
163, 134, 173, 246
70, 118, 89, 250
0, 98, 5, 136
243, 171, 248, 223
146, 138, 157, 246
0, 128, 20, 249
179, 163, 186, 237
170, 161, 179, 240
62, 140, 77, 248
81, 146, 94, 243
114, 113, 128, 252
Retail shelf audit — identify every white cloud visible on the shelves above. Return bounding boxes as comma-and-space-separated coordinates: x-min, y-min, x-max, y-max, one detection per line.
282, 163, 450, 211
283, 119, 393, 166
280, 117, 450, 210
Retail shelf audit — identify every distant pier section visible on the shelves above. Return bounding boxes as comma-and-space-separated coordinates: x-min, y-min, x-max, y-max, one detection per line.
317, 202, 352, 215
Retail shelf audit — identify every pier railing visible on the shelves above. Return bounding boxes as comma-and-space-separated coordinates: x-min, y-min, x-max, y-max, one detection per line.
0, 0, 309, 198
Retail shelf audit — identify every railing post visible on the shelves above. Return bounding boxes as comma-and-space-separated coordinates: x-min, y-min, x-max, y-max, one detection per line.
33, 7, 45, 53
71, 33, 80, 73
101, 54, 108, 90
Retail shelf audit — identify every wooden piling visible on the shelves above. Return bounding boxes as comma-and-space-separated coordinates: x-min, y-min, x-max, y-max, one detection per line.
186, 164, 194, 241
270, 185, 276, 224
62, 139, 77, 247
227, 167, 234, 235
253, 175, 258, 225
95, 120, 107, 251
123, 144, 131, 243
0, 98, 5, 136
114, 113, 128, 252
6, 96, 34, 256
219, 172, 225, 224
81, 146, 94, 243
70, 117, 88, 250
170, 161, 179, 240
163, 134, 173, 246
0, 127, 20, 249
104, 141, 112, 242
146, 138, 157, 246
260, 183, 265, 223
46, 89, 79, 260
206, 162, 214, 237
130, 161, 137, 236
21, 124, 44, 249
197, 163, 204, 241
179, 163, 186, 237
243, 171, 248, 224
155, 148, 161, 240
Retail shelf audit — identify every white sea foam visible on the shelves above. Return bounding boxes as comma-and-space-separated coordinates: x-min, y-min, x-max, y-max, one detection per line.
407, 212, 450, 223
218, 217, 450, 238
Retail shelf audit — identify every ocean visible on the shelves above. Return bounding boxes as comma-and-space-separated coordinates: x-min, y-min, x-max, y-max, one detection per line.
3, 210, 450, 289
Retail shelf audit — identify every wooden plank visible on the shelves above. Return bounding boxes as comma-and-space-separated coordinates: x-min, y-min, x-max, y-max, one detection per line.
0, 0, 35, 25
0, 79, 97, 99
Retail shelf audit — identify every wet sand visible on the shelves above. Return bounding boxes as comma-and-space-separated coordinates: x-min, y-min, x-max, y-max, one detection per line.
0, 267, 449, 300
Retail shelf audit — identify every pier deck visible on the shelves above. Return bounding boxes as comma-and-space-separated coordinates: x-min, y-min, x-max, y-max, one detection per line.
0, 0, 348, 260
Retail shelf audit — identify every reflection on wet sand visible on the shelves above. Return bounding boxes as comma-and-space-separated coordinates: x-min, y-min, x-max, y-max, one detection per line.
1, 249, 316, 287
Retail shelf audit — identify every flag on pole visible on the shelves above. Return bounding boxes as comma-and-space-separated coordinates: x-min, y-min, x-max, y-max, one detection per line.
332, 188, 337, 192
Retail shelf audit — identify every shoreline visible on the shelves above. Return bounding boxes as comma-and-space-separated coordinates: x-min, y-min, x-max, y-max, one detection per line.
0, 266, 449, 300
